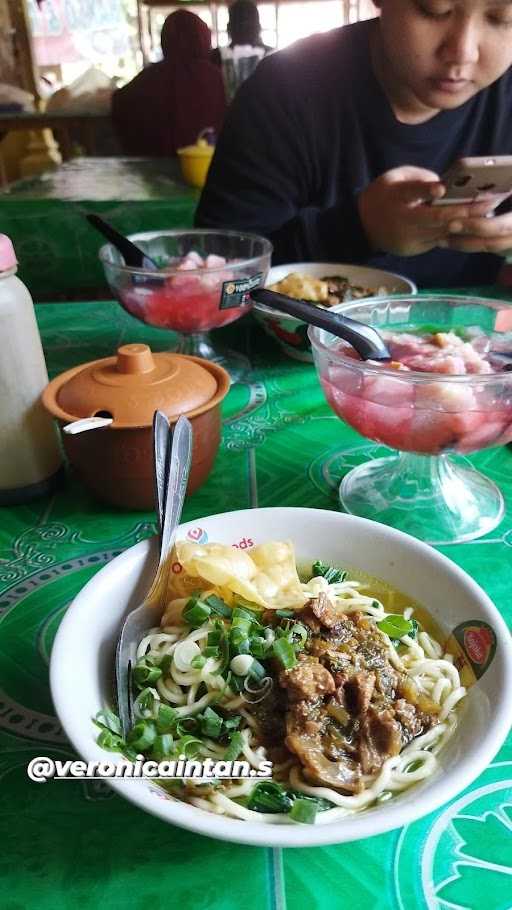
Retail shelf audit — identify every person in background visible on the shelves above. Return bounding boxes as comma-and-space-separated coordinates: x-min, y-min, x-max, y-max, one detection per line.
196, 0, 512, 288
112, 10, 226, 157
211, 0, 272, 102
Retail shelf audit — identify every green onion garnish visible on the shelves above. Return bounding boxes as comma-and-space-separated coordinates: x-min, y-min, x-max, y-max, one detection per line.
150, 734, 174, 760
311, 561, 347, 584
97, 729, 124, 752
203, 646, 221, 659
247, 781, 293, 813
249, 635, 268, 658
204, 595, 232, 618
133, 687, 159, 719
155, 704, 177, 734
199, 707, 223, 739
159, 654, 173, 675
132, 657, 162, 688
224, 731, 244, 761
127, 720, 157, 751
190, 655, 207, 669
175, 735, 203, 758
248, 658, 266, 681
223, 715, 242, 732
273, 637, 297, 670
289, 798, 318, 824
183, 598, 211, 628
290, 623, 308, 649
94, 709, 122, 736
175, 717, 198, 737
275, 609, 294, 618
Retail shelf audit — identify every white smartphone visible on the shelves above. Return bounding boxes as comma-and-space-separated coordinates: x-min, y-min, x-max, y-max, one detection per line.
433, 155, 512, 207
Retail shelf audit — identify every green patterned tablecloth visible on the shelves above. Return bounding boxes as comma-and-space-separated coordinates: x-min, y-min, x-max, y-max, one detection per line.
1, 299, 512, 910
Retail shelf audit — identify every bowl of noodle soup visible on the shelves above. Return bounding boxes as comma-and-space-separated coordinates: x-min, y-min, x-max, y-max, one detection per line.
50, 508, 512, 847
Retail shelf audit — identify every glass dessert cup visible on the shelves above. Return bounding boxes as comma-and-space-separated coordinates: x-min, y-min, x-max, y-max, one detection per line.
99, 229, 272, 382
309, 295, 512, 544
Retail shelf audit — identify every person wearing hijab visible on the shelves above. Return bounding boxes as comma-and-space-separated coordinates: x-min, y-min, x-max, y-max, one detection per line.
112, 10, 226, 157
210, 0, 272, 102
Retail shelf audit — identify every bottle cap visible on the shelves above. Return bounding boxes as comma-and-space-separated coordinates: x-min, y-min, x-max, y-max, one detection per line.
0, 235, 17, 271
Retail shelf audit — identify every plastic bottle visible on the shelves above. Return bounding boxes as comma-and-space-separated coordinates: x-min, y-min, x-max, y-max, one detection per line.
0, 234, 63, 505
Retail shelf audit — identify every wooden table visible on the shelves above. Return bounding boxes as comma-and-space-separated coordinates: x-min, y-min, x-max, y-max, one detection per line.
0, 112, 112, 160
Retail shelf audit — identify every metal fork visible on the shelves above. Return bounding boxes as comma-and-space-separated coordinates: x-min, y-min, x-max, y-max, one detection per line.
115, 411, 193, 738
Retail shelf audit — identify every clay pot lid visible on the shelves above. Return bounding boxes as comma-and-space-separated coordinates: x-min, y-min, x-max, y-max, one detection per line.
43, 344, 229, 428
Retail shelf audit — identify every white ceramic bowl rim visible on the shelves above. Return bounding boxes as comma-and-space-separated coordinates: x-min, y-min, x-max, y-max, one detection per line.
98, 228, 273, 279
255, 263, 417, 316
50, 507, 512, 848
308, 294, 512, 385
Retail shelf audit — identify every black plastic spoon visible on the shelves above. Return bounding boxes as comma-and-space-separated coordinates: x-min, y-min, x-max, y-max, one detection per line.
251, 287, 392, 362
86, 213, 159, 270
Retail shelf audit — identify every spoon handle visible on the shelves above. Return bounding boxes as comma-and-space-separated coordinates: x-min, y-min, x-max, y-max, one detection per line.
86, 213, 157, 270
158, 415, 193, 573
251, 287, 391, 361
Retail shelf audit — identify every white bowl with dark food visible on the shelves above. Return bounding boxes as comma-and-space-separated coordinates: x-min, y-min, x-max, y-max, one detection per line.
253, 263, 417, 362
50, 507, 511, 847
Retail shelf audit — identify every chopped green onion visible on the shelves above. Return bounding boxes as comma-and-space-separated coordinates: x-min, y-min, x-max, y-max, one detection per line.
150, 734, 174, 761
175, 735, 203, 758
96, 729, 124, 752
230, 654, 254, 676
290, 623, 308, 649
273, 637, 297, 670
204, 595, 232, 618
247, 781, 293, 813
248, 658, 266, 681
289, 798, 318, 824
133, 657, 162, 688
156, 704, 177, 734
133, 687, 159, 719
249, 635, 268, 658
311, 561, 347, 584
94, 709, 122, 736
190, 655, 207, 669
223, 715, 242, 732
224, 671, 246, 694
231, 618, 252, 638
232, 606, 261, 626
233, 598, 264, 616
175, 716, 198, 737
275, 609, 294, 618
377, 614, 415, 640
183, 598, 211, 628
159, 655, 173, 675
199, 707, 223, 739
127, 720, 157, 751
203, 646, 220, 659
224, 731, 244, 761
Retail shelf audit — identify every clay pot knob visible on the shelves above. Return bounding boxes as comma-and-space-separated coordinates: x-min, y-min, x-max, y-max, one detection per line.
116, 344, 155, 374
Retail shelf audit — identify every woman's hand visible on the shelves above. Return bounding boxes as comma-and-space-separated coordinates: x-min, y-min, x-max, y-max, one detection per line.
357, 166, 496, 257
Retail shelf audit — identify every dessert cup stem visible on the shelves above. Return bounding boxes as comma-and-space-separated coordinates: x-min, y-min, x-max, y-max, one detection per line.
175, 331, 218, 359
173, 332, 249, 384
339, 450, 504, 544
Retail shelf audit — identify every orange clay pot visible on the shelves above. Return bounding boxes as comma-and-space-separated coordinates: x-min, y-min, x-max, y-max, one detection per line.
42, 343, 230, 510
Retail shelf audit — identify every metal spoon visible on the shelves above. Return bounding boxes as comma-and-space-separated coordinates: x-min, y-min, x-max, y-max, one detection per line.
251, 287, 391, 361
86, 213, 159, 270
115, 411, 192, 737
